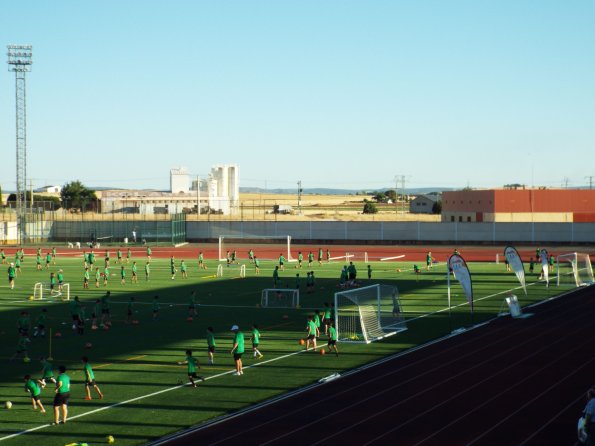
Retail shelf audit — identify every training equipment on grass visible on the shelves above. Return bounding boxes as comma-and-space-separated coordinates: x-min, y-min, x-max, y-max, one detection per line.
5, 401, 12, 409
106, 435, 115, 444
334, 284, 407, 344
380, 254, 405, 262
261, 288, 300, 308
33, 282, 70, 301
319, 348, 326, 355
216, 263, 246, 278
218, 235, 294, 262
556, 252, 594, 287
299, 339, 305, 345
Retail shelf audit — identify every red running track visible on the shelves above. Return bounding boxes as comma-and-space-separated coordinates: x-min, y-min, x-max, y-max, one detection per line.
151, 285, 595, 446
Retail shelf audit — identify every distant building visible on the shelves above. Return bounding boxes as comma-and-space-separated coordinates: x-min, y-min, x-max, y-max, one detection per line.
35, 185, 61, 194
442, 189, 595, 223
410, 193, 441, 214
99, 165, 240, 215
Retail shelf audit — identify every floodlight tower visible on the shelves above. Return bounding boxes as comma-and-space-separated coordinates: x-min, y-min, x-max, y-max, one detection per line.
7, 45, 32, 244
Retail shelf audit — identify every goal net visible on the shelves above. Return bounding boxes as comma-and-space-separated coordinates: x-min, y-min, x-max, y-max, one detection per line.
218, 235, 294, 262
261, 288, 300, 308
216, 264, 246, 278
33, 282, 70, 301
334, 284, 407, 344
557, 253, 594, 287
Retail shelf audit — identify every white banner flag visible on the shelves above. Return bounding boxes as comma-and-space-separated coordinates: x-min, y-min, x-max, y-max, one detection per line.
448, 254, 474, 310
540, 248, 549, 286
504, 246, 527, 295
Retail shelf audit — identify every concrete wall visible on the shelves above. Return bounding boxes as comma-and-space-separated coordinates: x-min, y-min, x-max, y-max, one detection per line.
3, 219, 594, 245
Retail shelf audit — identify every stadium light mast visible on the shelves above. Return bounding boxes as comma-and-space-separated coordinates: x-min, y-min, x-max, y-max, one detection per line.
7, 44, 33, 244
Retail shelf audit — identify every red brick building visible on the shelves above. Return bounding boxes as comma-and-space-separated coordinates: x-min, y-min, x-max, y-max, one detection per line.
442, 189, 595, 223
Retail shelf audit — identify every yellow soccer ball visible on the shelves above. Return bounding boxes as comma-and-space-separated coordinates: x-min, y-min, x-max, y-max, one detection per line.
106, 435, 115, 444
5, 401, 12, 409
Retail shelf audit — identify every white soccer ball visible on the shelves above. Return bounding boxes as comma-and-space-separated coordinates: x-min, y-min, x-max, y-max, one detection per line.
5, 401, 12, 409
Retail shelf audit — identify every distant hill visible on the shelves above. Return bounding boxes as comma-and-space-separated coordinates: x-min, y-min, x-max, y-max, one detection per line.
239, 187, 455, 195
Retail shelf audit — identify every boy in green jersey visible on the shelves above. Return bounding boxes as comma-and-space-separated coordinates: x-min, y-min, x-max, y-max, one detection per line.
39, 357, 56, 387
206, 327, 216, 364
24, 374, 46, 412
188, 291, 197, 319
367, 265, 372, 280
100, 292, 112, 327
305, 315, 319, 352
15, 257, 22, 275
177, 350, 204, 387
36, 253, 42, 270
53, 366, 70, 425
326, 249, 331, 263
57, 270, 64, 292
170, 256, 176, 279
308, 251, 314, 268
116, 249, 122, 264
95, 267, 101, 288
103, 266, 109, 286
10, 334, 30, 361
70, 296, 84, 335
0, 249, 5, 264
33, 308, 48, 337
82, 357, 104, 400
198, 252, 206, 269
104, 250, 110, 267
318, 248, 323, 265
297, 251, 303, 268
152, 295, 159, 320
145, 262, 150, 281
248, 249, 254, 263
131, 261, 138, 283
17, 310, 31, 337
120, 266, 126, 284
273, 266, 280, 288
230, 325, 245, 375
278, 253, 285, 271
322, 302, 332, 335
49, 272, 56, 292
91, 299, 101, 330
146, 246, 152, 262
83, 267, 90, 289
126, 247, 131, 263
180, 260, 187, 278
52, 247, 57, 265
45, 252, 51, 269
254, 256, 260, 275
327, 321, 339, 357
251, 324, 263, 359
126, 297, 135, 324
8, 262, 16, 289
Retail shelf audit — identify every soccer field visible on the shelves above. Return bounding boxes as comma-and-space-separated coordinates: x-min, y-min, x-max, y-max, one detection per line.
0, 246, 574, 445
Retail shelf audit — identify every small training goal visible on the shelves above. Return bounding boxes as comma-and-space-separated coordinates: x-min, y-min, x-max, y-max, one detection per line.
218, 235, 294, 262
334, 284, 407, 344
557, 253, 594, 287
33, 282, 70, 301
261, 288, 300, 308
216, 264, 246, 278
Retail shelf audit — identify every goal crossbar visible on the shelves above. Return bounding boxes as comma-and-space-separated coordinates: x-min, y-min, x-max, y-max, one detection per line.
557, 252, 594, 287
261, 288, 300, 308
33, 282, 70, 301
218, 235, 294, 262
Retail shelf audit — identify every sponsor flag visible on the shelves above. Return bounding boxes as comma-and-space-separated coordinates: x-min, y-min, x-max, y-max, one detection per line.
540, 248, 549, 285
448, 254, 474, 311
504, 246, 527, 295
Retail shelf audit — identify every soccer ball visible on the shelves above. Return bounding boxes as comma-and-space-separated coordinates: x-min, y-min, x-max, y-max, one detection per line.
106, 435, 115, 443
397, 268, 401, 273
298, 339, 305, 345
54, 332, 62, 338
5, 401, 12, 409
23, 357, 30, 363
28, 296, 34, 301
319, 349, 326, 356
85, 342, 92, 349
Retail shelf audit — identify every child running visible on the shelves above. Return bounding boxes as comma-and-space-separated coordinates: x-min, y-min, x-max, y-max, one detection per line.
24, 374, 46, 413
82, 356, 104, 400
206, 327, 216, 365
251, 324, 264, 359
177, 349, 205, 387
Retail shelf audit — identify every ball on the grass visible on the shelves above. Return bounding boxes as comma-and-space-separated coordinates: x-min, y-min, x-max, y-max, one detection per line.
28, 295, 34, 301
5, 401, 12, 409
106, 435, 115, 443
23, 357, 30, 363
85, 342, 92, 349
298, 339, 305, 345
54, 332, 62, 338
397, 268, 401, 273
319, 349, 326, 355
282, 315, 289, 320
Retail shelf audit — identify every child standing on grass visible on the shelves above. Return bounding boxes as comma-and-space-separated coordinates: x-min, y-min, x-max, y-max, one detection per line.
177, 350, 204, 387
305, 315, 319, 352
206, 327, 216, 364
181, 260, 188, 278
327, 321, 339, 357
131, 261, 138, 283
145, 261, 150, 281
230, 325, 245, 375
152, 295, 160, 320
120, 265, 126, 285
251, 324, 264, 359
39, 357, 56, 387
95, 267, 100, 288
24, 374, 45, 413
82, 357, 104, 400
53, 366, 70, 425
188, 291, 197, 320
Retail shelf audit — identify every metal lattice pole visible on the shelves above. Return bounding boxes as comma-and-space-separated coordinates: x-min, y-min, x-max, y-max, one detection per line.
7, 45, 32, 244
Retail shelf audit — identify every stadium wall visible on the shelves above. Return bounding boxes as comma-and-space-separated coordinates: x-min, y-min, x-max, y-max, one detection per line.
3, 220, 594, 245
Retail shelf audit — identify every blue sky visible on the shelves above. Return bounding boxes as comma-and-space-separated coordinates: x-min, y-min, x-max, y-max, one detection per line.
1, 1, 594, 191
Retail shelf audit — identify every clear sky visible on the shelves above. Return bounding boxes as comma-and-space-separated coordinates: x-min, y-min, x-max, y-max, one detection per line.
1, 1, 594, 192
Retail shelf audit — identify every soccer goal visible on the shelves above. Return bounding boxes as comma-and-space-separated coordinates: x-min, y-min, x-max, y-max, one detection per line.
218, 235, 294, 262
216, 264, 246, 278
33, 282, 70, 301
334, 284, 407, 344
557, 253, 594, 287
261, 288, 300, 308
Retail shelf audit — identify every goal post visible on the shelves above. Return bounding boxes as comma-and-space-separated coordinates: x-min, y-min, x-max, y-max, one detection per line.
334, 284, 407, 344
33, 282, 70, 301
557, 252, 594, 287
218, 235, 294, 262
261, 288, 300, 308
216, 264, 246, 278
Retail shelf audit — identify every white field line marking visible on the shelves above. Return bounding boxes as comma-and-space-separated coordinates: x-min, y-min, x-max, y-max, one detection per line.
0, 345, 318, 442
380, 255, 405, 261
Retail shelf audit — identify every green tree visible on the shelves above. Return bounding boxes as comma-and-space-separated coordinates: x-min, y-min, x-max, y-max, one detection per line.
432, 200, 442, 214
385, 190, 397, 203
60, 181, 97, 211
362, 201, 378, 214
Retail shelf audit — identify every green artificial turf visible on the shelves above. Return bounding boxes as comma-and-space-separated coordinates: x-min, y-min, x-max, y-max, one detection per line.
0, 249, 572, 445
